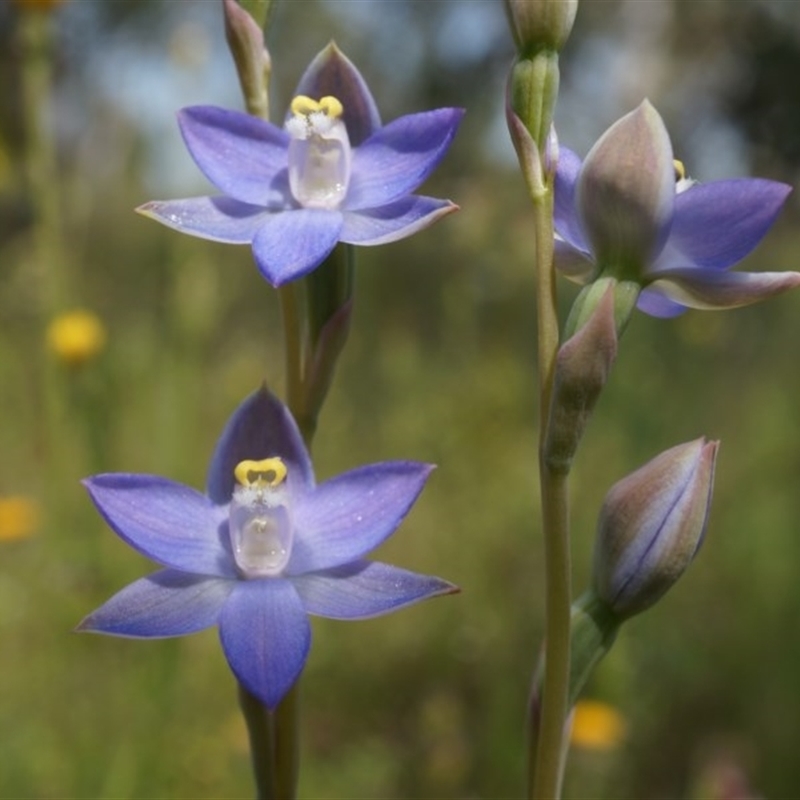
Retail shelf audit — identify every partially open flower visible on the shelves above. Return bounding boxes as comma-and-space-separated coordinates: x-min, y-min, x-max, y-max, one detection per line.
592, 438, 718, 619
554, 101, 800, 317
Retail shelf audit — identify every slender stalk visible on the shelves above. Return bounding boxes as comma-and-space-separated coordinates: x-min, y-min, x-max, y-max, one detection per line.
528, 184, 572, 800
238, 684, 277, 799
20, 8, 68, 314
272, 682, 301, 798
243, 283, 308, 800
278, 282, 305, 415
19, 8, 73, 488
530, 467, 571, 799
232, 10, 304, 794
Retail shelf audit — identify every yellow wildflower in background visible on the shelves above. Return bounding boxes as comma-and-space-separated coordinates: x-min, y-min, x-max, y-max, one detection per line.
46, 309, 106, 367
12, 0, 65, 11
0, 496, 40, 542
569, 700, 627, 751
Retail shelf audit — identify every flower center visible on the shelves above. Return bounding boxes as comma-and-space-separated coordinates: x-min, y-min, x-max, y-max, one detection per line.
229, 457, 293, 578
286, 95, 351, 210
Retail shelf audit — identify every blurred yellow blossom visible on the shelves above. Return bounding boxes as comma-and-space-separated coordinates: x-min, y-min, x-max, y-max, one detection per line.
12, 0, 65, 11
0, 496, 40, 542
46, 309, 106, 367
569, 700, 627, 751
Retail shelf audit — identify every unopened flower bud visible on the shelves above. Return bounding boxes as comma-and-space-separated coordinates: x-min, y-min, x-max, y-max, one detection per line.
544, 283, 618, 473
507, 53, 560, 156
223, 0, 272, 120
593, 438, 718, 619
505, 0, 578, 54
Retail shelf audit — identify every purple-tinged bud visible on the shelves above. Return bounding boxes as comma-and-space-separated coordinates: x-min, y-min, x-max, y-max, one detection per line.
544, 283, 618, 473
577, 101, 674, 281
223, 0, 272, 120
504, 0, 578, 54
592, 438, 719, 619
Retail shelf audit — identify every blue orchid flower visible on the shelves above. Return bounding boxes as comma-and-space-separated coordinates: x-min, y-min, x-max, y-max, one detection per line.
78, 388, 456, 710
554, 101, 800, 317
138, 43, 463, 287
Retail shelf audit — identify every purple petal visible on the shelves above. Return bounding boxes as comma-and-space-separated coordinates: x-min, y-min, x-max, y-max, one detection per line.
554, 146, 588, 252
137, 196, 269, 243
340, 196, 457, 245
251, 208, 343, 286
636, 288, 687, 318
207, 386, 314, 506
653, 179, 791, 271
288, 462, 434, 574
577, 101, 675, 271
553, 237, 596, 283
292, 560, 458, 619
178, 106, 289, 206
291, 43, 381, 146
646, 267, 800, 311
345, 108, 464, 210
84, 475, 235, 577
77, 570, 234, 637
218, 579, 310, 710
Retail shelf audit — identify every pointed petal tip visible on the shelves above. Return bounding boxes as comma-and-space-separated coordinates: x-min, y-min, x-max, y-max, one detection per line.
74, 617, 92, 633
438, 580, 461, 597
135, 201, 159, 217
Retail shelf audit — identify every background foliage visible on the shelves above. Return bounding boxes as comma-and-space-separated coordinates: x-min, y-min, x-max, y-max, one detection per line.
2, 1, 800, 797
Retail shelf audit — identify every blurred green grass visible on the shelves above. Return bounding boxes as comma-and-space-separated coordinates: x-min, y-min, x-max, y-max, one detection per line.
3, 2, 800, 798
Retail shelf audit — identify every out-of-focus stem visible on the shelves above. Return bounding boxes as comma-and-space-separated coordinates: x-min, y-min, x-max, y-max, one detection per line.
278, 282, 305, 422
528, 180, 572, 800
20, 8, 67, 315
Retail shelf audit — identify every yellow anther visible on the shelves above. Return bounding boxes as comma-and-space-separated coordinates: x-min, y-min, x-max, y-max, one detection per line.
234, 458, 288, 489
290, 95, 343, 119
673, 159, 686, 181
318, 96, 343, 118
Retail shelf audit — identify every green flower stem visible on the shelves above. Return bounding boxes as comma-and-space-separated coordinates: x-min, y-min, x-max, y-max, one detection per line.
20, 8, 68, 316
232, 10, 303, 797
531, 467, 571, 800
238, 283, 306, 800
19, 8, 74, 498
527, 179, 572, 800
278, 282, 305, 424
238, 684, 278, 799
272, 682, 301, 799
265, 289, 310, 796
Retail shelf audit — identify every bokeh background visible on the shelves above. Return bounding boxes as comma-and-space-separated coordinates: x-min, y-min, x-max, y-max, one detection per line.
2, 0, 800, 797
